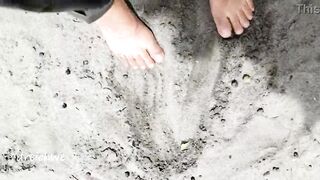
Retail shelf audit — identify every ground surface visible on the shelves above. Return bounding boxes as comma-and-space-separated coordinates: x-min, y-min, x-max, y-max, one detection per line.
0, 0, 319, 179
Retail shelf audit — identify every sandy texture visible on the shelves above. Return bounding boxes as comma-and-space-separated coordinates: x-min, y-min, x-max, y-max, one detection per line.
0, 0, 319, 179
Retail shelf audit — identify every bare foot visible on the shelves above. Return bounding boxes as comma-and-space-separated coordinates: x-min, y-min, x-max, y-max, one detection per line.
95, 0, 164, 70
210, 0, 255, 38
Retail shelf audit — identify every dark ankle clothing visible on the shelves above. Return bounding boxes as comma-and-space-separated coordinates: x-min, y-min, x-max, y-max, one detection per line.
0, 0, 114, 23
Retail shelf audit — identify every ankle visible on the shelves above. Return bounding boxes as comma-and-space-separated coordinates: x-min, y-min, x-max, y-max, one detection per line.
94, 0, 140, 38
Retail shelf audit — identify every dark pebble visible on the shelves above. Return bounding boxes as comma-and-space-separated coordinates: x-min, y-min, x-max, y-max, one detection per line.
243, 74, 250, 79
66, 68, 71, 75
83, 60, 89, 65
257, 108, 264, 113
124, 171, 130, 177
191, 176, 195, 180
199, 124, 207, 131
272, 167, 280, 171
263, 171, 270, 176
293, 152, 299, 157
62, 103, 67, 108
231, 79, 238, 87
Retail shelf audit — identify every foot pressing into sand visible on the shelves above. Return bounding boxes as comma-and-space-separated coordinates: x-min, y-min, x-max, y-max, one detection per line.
95, 0, 164, 70
210, 0, 255, 38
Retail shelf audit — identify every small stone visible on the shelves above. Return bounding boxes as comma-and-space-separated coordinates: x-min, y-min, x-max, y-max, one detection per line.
83, 60, 89, 65
191, 176, 195, 180
221, 119, 226, 123
257, 108, 264, 113
66, 68, 71, 75
293, 152, 299, 157
180, 141, 190, 151
39, 52, 45, 57
263, 171, 270, 176
62, 103, 67, 108
289, 75, 293, 80
199, 124, 207, 131
242, 74, 251, 83
231, 79, 238, 87
124, 171, 130, 177
272, 167, 280, 171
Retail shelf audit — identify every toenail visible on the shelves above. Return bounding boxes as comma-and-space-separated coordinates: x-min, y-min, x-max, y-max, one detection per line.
222, 31, 231, 38
236, 30, 244, 35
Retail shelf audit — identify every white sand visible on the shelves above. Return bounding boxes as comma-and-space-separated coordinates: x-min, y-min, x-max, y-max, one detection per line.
0, 0, 319, 179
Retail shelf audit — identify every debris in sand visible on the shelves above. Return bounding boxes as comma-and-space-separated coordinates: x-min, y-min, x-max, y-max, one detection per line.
180, 141, 190, 151
263, 171, 270, 176
62, 103, 67, 108
199, 124, 207, 131
257, 108, 264, 113
83, 60, 89, 65
242, 74, 251, 83
231, 79, 238, 87
66, 68, 71, 75
272, 167, 280, 171
124, 171, 130, 177
39, 52, 45, 57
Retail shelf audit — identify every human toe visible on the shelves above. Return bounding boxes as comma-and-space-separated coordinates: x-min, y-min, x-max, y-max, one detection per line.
230, 16, 244, 35
238, 10, 250, 28
242, 2, 253, 20
127, 56, 138, 69
118, 54, 129, 68
213, 16, 232, 38
145, 37, 165, 63
134, 55, 146, 70
141, 50, 155, 69
246, 0, 255, 11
